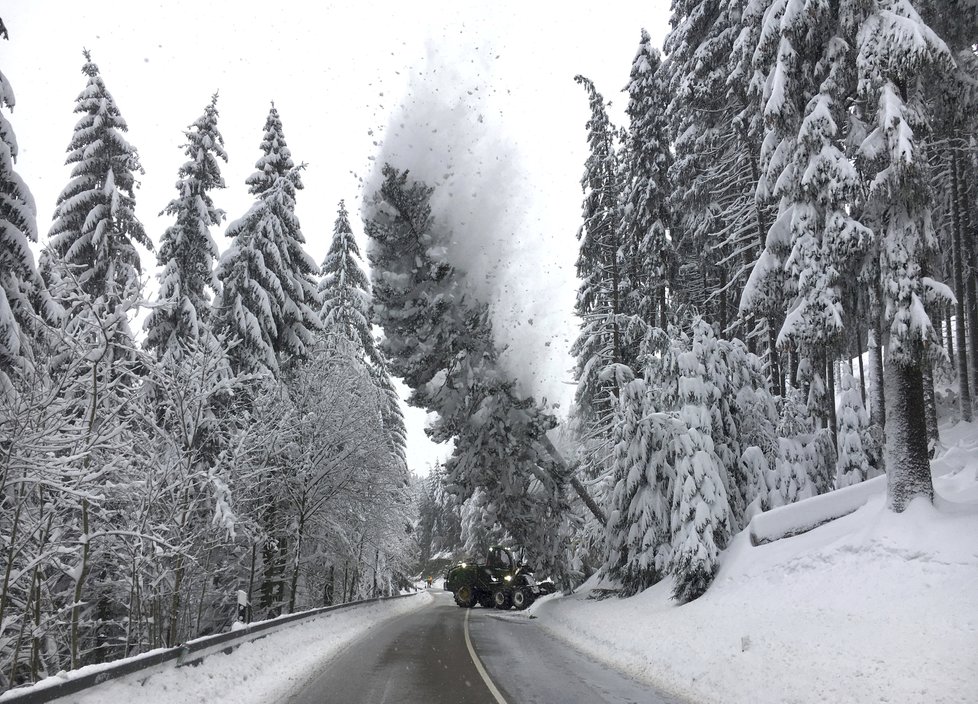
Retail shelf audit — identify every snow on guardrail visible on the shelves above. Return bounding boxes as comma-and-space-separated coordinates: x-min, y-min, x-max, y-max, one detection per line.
0, 593, 418, 704
748, 475, 887, 546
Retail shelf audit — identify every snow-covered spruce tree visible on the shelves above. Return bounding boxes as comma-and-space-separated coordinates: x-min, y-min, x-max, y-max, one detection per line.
670, 320, 730, 602
604, 330, 682, 596
667, 0, 779, 359
712, 330, 781, 531
43, 50, 150, 369
836, 365, 873, 487
318, 199, 407, 465
570, 74, 631, 455
745, 0, 871, 438
772, 383, 815, 506
854, 0, 953, 510
214, 103, 320, 376
365, 164, 601, 578
319, 200, 373, 355
0, 50, 50, 388
416, 467, 463, 568
919, 0, 978, 419
620, 29, 673, 331
145, 94, 227, 358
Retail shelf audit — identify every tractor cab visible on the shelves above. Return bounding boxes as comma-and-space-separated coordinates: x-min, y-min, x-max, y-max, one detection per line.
486, 546, 516, 571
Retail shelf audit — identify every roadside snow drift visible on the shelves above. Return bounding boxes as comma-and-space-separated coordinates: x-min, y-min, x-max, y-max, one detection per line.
533, 421, 978, 704
1, 593, 429, 704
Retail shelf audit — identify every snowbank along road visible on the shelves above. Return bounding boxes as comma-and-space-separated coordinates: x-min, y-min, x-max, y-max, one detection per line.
287, 589, 685, 703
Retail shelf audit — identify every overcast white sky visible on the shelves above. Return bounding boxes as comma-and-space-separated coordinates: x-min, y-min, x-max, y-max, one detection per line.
1, 0, 671, 474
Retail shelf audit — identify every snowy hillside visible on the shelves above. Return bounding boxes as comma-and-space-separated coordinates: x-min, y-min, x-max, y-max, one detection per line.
533, 422, 978, 704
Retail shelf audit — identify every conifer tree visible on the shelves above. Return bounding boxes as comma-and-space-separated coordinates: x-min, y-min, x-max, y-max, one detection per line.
854, 0, 952, 510
45, 51, 150, 305
745, 0, 871, 434
667, 0, 775, 350
214, 104, 320, 375
319, 200, 374, 356
366, 164, 603, 576
145, 94, 227, 357
773, 384, 815, 505
620, 29, 673, 330
920, 0, 978, 420
669, 320, 730, 602
571, 74, 629, 437
835, 366, 873, 487
319, 199, 406, 463
0, 48, 49, 385
605, 331, 680, 596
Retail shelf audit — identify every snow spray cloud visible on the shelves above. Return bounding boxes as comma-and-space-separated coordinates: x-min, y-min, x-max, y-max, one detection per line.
363, 40, 578, 411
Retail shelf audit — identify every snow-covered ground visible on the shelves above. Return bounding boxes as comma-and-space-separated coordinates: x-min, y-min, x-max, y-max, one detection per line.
533, 421, 978, 704
0, 593, 430, 704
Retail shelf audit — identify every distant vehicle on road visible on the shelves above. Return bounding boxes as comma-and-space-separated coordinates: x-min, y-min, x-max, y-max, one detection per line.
444, 545, 556, 610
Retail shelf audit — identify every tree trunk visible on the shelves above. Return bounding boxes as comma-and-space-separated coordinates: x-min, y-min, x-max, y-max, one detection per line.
373, 549, 380, 598
922, 358, 940, 457
867, 280, 886, 431
168, 553, 184, 647
883, 355, 934, 511
658, 284, 667, 330
951, 150, 973, 420
856, 322, 867, 406
945, 304, 955, 368
247, 543, 257, 611
71, 499, 91, 670
826, 356, 837, 451
288, 512, 306, 614
324, 565, 334, 606
537, 435, 606, 525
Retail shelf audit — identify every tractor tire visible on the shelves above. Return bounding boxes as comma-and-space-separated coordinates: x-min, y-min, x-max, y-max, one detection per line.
512, 587, 534, 610
477, 592, 493, 609
492, 588, 513, 610
455, 584, 476, 608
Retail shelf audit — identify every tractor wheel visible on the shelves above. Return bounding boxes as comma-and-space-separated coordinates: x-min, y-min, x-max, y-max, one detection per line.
477, 592, 493, 609
455, 584, 475, 608
492, 588, 513, 610
512, 587, 534, 610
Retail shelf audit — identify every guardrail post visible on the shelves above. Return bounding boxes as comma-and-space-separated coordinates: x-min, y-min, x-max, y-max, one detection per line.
236, 590, 251, 624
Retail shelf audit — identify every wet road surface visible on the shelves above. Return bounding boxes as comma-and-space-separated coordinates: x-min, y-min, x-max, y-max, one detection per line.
288, 589, 685, 704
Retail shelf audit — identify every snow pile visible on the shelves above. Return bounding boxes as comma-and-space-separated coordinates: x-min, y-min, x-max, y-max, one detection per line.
1, 594, 429, 704
533, 422, 978, 704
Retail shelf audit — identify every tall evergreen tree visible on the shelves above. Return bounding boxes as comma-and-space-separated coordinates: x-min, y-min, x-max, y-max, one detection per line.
669, 319, 730, 602
365, 164, 603, 577
45, 51, 150, 305
854, 0, 952, 510
214, 104, 320, 376
0, 46, 49, 385
920, 0, 978, 420
571, 74, 629, 439
145, 94, 227, 357
319, 200, 374, 356
620, 29, 674, 331
836, 366, 873, 487
605, 330, 681, 596
666, 0, 774, 350
743, 0, 872, 433
318, 199, 406, 464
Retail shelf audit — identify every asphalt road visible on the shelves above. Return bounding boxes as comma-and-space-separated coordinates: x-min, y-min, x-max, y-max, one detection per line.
287, 589, 685, 704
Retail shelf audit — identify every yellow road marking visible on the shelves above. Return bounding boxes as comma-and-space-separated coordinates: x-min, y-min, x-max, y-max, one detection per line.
464, 608, 508, 704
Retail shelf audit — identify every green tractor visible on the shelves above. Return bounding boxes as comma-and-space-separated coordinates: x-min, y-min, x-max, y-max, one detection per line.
444, 546, 555, 610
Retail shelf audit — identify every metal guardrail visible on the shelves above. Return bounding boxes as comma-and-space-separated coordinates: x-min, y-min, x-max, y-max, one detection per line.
0, 592, 418, 704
